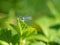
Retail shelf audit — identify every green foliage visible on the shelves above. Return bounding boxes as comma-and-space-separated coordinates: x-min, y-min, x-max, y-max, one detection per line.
0, 0, 60, 45
0, 17, 38, 45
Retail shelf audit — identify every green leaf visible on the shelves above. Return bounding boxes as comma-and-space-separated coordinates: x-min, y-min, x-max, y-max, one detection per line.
0, 40, 9, 45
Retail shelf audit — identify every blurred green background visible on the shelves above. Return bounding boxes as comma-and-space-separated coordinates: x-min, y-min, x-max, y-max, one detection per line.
0, 0, 60, 45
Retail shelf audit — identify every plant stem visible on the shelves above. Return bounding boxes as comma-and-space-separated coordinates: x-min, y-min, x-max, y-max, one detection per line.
9, 42, 12, 45
47, 44, 49, 45
20, 38, 23, 45
47, 42, 50, 45
17, 18, 23, 45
